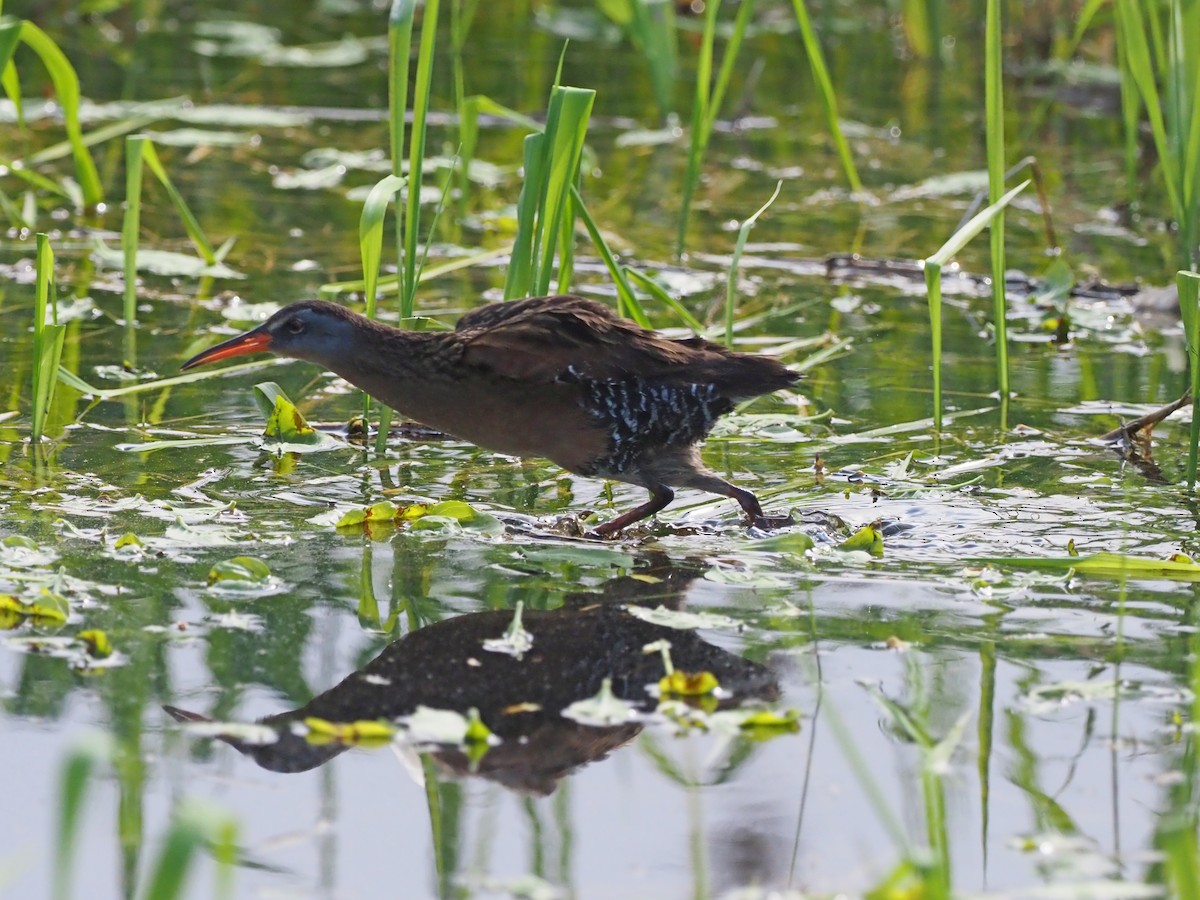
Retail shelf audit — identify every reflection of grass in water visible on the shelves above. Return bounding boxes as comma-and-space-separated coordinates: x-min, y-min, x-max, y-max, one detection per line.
54, 735, 238, 900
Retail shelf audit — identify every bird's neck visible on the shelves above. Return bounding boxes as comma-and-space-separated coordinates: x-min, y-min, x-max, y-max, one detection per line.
314, 321, 460, 411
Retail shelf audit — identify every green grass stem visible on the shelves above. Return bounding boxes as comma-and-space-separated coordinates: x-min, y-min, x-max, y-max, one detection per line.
725, 180, 782, 347
925, 180, 1028, 430
138, 801, 238, 900
0, 19, 102, 209
1179, 270, 1200, 488
676, 0, 756, 258
985, 0, 1009, 400
1114, 0, 1200, 269
401, 0, 440, 319
622, 0, 679, 116
568, 183, 647, 325
53, 734, 112, 900
32, 233, 65, 444
121, 135, 220, 366
790, 0, 862, 194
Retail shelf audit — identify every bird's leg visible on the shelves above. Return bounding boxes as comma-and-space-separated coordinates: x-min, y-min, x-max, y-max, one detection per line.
590, 485, 675, 538
683, 472, 793, 530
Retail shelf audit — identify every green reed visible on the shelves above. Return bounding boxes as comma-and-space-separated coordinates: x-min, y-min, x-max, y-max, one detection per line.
31, 233, 65, 445
1179, 270, 1200, 488
355, 0, 440, 449
503, 85, 595, 299
121, 135, 222, 365
54, 735, 239, 900
604, 0, 678, 117
985, 0, 1010, 401
725, 181, 782, 347
0, 18, 102, 210
1113, 0, 1200, 270
789, 0, 862, 195
925, 181, 1028, 431
676, 0, 756, 258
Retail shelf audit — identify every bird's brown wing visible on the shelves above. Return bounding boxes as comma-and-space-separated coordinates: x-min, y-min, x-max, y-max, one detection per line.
456, 295, 708, 383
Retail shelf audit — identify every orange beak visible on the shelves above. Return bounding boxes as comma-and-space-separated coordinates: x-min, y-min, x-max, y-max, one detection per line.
181, 327, 272, 370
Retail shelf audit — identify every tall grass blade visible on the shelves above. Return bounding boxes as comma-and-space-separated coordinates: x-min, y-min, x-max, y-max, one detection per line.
400, 0, 440, 319
925, 180, 1029, 429
569, 183, 648, 325
1114, 0, 1193, 267
985, 0, 1009, 399
32, 233, 65, 444
676, 0, 720, 258
359, 175, 408, 323
676, 0, 756, 260
135, 138, 218, 264
534, 88, 594, 296
139, 800, 238, 900
505, 86, 596, 299
120, 135, 221, 365
8, 21, 103, 209
1179, 270, 1200, 488
0, 20, 23, 126
624, 268, 703, 331
53, 734, 111, 900
790, 0, 862, 194
504, 133, 545, 300
725, 181, 783, 347
625, 0, 679, 116
358, 173, 407, 425
389, 0, 416, 297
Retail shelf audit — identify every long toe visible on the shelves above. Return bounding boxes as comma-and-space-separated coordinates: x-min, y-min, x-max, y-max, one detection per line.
750, 513, 794, 530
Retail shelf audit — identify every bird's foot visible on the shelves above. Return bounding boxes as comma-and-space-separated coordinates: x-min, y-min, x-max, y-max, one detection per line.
750, 513, 794, 531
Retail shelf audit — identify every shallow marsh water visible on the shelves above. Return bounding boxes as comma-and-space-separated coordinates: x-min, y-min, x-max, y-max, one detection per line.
0, 2, 1197, 898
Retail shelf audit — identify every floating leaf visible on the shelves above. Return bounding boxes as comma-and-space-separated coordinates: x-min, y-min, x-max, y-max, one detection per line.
113, 532, 144, 550
482, 602, 533, 660
179, 720, 279, 745
659, 670, 719, 697
27, 590, 69, 625
402, 706, 471, 744
207, 556, 271, 585
993, 551, 1200, 582
77, 630, 112, 658
262, 395, 318, 443
304, 717, 397, 747
753, 532, 816, 555
91, 239, 244, 279
622, 605, 739, 631
336, 501, 401, 529
839, 524, 884, 557
708, 708, 802, 740
562, 678, 638, 727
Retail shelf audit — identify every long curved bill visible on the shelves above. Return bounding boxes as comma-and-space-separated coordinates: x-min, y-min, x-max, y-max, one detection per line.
181, 326, 272, 370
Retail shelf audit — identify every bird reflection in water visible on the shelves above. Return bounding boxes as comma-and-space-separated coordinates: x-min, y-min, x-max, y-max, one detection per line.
166, 555, 781, 795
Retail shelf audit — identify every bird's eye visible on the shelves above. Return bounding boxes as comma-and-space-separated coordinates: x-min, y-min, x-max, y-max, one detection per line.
286, 318, 305, 335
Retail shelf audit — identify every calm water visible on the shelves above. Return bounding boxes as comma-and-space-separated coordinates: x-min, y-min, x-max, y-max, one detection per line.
0, 2, 1195, 898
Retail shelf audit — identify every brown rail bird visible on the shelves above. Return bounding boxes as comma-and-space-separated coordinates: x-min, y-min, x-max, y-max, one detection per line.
182, 296, 799, 536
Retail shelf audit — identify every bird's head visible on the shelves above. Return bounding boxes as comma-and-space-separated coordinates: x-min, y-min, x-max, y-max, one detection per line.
181, 301, 361, 370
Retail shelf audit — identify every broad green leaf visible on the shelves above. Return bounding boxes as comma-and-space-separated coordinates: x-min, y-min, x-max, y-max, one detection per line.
839, 524, 884, 557
207, 556, 272, 585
